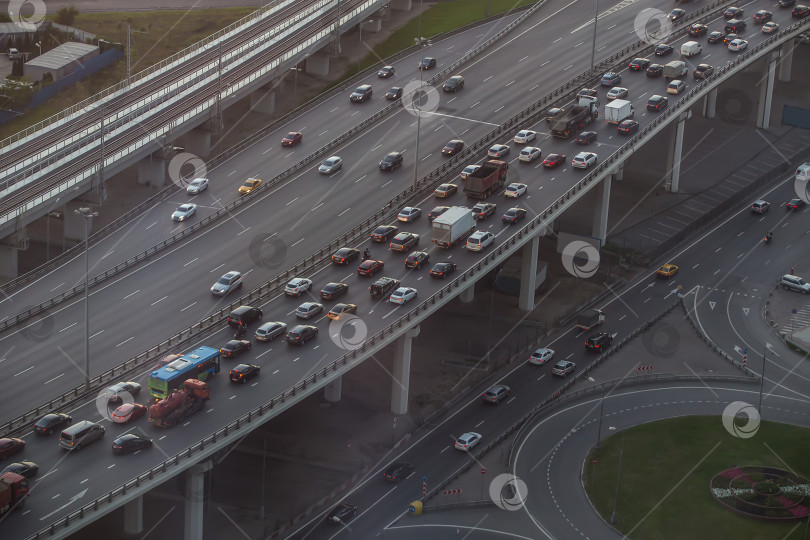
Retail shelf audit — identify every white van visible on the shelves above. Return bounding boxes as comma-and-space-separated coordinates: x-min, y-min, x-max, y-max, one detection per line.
7, 48, 20, 60
796, 163, 810, 182
680, 41, 702, 58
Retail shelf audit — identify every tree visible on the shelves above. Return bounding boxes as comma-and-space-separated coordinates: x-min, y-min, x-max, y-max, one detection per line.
0, 79, 35, 108
12, 59, 23, 77
55, 6, 80, 26
22, 32, 31, 52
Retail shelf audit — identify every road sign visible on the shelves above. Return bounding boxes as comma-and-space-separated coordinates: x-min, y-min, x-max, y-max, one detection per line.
480, 468, 487, 474
744, 348, 748, 354
422, 475, 428, 482
793, 309, 798, 315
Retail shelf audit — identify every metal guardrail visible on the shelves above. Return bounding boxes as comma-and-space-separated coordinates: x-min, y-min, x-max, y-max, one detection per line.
0, 0, 542, 328
1, 0, 549, 436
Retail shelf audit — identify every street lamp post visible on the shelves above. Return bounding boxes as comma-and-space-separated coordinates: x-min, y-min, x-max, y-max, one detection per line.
596, 394, 606, 449
74, 207, 99, 391
758, 344, 770, 414
609, 426, 624, 525
45, 197, 61, 261
412, 0, 426, 190
35, 41, 41, 57
359, 20, 374, 43
589, 0, 600, 76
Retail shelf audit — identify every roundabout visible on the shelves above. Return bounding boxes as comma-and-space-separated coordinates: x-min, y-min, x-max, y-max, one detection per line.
510, 382, 810, 540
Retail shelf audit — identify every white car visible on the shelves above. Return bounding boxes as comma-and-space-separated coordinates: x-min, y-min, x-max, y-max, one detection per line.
284, 277, 313, 297
466, 230, 495, 252
513, 130, 536, 144
728, 39, 748, 52
211, 270, 243, 296
528, 348, 555, 366
666, 80, 686, 95
606, 87, 628, 100
460, 164, 481, 180
454, 432, 482, 451
504, 183, 528, 198
389, 287, 417, 304
255, 321, 287, 342
171, 203, 197, 222
318, 156, 343, 174
186, 178, 209, 194
397, 206, 421, 222
487, 144, 510, 158
518, 147, 541, 163
572, 152, 597, 169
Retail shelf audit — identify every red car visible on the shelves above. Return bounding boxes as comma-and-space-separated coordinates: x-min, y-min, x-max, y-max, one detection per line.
542, 154, 566, 168
0, 438, 25, 459
111, 403, 147, 424
357, 259, 384, 277
281, 131, 302, 146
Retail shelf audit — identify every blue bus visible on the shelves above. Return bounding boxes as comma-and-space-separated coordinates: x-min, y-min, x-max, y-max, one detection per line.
148, 346, 220, 400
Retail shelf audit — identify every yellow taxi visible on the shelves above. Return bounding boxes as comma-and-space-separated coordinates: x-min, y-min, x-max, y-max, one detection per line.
238, 178, 262, 195
656, 263, 679, 278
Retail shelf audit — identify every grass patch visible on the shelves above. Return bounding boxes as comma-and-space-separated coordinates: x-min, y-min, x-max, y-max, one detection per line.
584, 416, 810, 540
0, 8, 253, 140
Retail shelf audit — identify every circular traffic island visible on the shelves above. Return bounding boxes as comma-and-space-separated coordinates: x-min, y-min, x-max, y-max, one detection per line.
583, 417, 810, 540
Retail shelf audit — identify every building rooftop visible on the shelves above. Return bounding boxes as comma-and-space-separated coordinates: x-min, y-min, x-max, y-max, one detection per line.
25, 42, 98, 70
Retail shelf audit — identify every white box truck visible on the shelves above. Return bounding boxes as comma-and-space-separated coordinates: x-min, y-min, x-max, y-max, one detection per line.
432, 206, 475, 248
605, 99, 635, 124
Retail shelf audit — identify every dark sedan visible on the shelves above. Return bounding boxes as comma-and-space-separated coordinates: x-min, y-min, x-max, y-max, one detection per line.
112, 434, 153, 455
472, 202, 496, 220
794, 5, 810, 17
628, 57, 650, 71
34, 413, 72, 435
229, 363, 261, 383
320, 282, 349, 300
379, 152, 403, 171
618, 120, 639, 135
707, 31, 726, 43
427, 206, 450, 222
370, 225, 398, 242
385, 87, 403, 100
576, 131, 597, 144
646, 64, 663, 77
753, 9, 773, 23
542, 154, 566, 168
441, 139, 464, 156
646, 95, 668, 112
2, 461, 39, 478
654, 43, 673, 56
281, 131, 302, 146
377, 65, 395, 78
430, 262, 457, 279
693, 64, 715, 79
327, 502, 358, 524
786, 198, 807, 210
331, 247, 360, 265
688, 23, 708, 36
724, 6, 743, 19
286, 325, 318, 346
405, 251, 430, 269
502, 207, 527, 224
383, 462, 414, 482
0, 438, 25, 459
357, 259, 384, 277
220, 340, 251, 359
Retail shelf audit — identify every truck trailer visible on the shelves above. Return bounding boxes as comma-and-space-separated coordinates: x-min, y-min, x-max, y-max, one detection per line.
550, 96, 599, 138
148, 379, 210, 428
432, 206, 475, 248
0, 472, 29, 517
464, 160, 508, 199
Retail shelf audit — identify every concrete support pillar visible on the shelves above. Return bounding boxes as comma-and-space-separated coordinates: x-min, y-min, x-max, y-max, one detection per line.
0, 244, 19, 281
137, 152, 166, 187
64, 200, 96, 241
324, 376, 342, 403
704, 88, 717, 119
249, 87, 276, 115
391, 325, 420, 415
757, 53, 777, 130
123, 495, 143, 535
611, 162, 623, 182
184, 128, 213, 159
391, 0, 412, 10
305, 54, 330, 77
778, 42, 792, 82
591, 175, 611, 247
184, 461, 213, 540
518, 236, 540, 311
666, 112, 690, 193
459, 285, 474, 303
